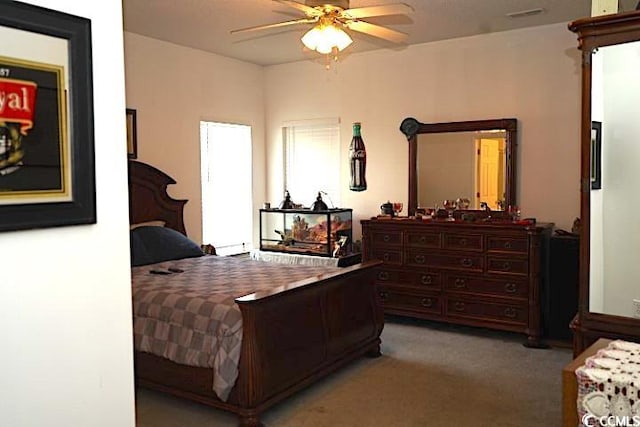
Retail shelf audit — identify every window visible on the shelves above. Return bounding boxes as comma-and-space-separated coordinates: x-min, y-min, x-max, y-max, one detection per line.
200, 121, 252, 255
283, 118, 341, 208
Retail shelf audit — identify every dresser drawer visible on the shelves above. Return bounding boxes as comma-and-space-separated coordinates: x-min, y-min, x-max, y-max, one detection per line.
443, 233, 483, 251
445, 298, 527, 325
444, 274, 528, 299
487, 236, 528, 254
370, 230, 403, 246
377, 287, 442, 315
487, 256, 528, 275
405, 250, 483, 272
405, 232, 441, 249
376, 268, 441, 290
370, 248, 402, 265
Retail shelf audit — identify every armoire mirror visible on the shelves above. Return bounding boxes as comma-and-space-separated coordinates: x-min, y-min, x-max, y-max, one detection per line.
399, 117, 518, 216
569, 10, 640, 355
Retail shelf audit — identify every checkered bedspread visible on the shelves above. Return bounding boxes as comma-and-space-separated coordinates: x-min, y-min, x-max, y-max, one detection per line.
132, 255, 342, 401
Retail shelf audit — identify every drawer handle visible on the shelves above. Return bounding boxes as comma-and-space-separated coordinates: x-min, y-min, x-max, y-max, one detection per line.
378, 271, 389, 281
454, 301, 466, 311
502, 261, 511, 271
383, 235, 391, 242
421, 275, 433, 285
414, 255, 426, 264
454, 278, 466, 288
460, 258, 472, 268
421, 298, 433, 308
383, 253, 390, 262
504, 242, 512, 249
379, 291, 388, 301
459, 238, 467, 246
504, 283, 517, 293
419, 236, 427, 243
504, 308, 517, 319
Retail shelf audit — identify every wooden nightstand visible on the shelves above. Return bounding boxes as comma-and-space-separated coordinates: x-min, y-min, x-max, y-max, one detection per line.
562, 338, 611, 427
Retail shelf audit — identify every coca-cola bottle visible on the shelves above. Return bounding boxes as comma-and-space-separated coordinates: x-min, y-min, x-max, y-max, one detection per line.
349, 122, 367, 191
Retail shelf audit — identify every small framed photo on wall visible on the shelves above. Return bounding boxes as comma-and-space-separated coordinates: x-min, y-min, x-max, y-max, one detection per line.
591, 121, 602, 190
126, 108, 137, 159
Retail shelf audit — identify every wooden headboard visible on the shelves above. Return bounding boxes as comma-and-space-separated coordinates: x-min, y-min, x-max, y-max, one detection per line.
128, 160, 187, 235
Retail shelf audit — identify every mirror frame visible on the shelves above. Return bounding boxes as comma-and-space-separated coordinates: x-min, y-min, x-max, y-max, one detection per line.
399, 117, 518, 216
569, 10, 640, 355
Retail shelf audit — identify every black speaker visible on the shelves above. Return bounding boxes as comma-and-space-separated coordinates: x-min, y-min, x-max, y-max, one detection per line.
544, 234, 580, 341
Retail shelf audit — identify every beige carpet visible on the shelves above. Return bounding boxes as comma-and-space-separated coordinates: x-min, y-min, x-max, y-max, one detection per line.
136, 317, 573, 427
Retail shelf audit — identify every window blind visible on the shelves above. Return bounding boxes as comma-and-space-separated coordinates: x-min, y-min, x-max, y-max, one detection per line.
283, 119, 341, 208
200, 121, 253, 255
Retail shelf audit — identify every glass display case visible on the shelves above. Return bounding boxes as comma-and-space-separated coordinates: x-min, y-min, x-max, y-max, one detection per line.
259, 208, 353, 257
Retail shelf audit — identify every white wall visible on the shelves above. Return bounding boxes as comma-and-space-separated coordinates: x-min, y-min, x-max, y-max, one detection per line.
590, 50, 605, 313
124, 33, 265, 244
264, 23, 582, 239
0, 1, 135, 427
599, 40, 640, 317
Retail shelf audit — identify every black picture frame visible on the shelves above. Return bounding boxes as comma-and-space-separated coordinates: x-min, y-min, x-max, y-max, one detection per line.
126, 108, 137, 159
0, 2, 95, 232
591, 121, 602, 190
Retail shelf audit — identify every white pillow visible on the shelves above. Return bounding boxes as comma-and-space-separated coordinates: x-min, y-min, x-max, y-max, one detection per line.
129, 220, 166, 230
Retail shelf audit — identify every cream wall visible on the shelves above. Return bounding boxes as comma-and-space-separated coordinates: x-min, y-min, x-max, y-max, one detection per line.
124, 23, 582, 244
0, 1, 135, 427
265, 23, 582, 239
599, 41, 640, 317
124, 33, 265, 243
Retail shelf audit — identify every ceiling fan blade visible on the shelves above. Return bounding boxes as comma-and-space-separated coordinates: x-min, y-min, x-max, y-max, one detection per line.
231, 18, 316, 34
342, 3, 414, 19
345, 20, 408, 43
273, 0, 323, 17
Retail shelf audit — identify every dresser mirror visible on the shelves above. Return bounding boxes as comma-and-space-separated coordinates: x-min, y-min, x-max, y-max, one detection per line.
399, 118, 518, 216
569, 10, 640, 354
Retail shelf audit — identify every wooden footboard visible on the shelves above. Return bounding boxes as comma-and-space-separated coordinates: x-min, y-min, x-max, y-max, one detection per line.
135, 260, 383, 427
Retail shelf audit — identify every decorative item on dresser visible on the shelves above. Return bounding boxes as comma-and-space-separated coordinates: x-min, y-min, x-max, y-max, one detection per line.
568, 10, 640, 356
362, 218, 553, 347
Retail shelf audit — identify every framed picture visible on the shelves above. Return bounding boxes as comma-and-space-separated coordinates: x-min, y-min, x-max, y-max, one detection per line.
0, 2, 95, 232
591, 121, 602, 190
126, 108, 137, 159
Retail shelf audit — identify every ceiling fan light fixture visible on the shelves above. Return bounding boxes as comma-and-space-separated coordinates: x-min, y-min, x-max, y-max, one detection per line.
231, 0, 412, 68
301, 23, 352, 54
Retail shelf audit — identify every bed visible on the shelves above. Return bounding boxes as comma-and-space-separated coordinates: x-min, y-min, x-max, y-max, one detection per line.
128, 160, 384, 427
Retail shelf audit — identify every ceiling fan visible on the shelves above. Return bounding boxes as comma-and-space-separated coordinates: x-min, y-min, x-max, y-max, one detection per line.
231, 0, 413, 62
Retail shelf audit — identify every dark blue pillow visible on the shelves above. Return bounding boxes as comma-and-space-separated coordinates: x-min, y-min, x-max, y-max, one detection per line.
130, 226, 204, 265
130, 230, 155, 267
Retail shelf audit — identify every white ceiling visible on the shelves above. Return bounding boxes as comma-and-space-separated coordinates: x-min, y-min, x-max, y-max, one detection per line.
122, 0, 639, 67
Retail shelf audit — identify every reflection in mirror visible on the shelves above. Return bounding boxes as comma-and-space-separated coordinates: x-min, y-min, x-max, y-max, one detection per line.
400, 117, 517, 216
417, 130, 506, 210
589, 39, 640, 318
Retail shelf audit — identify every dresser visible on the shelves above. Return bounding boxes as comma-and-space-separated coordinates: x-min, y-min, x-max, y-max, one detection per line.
361, 218, 553, 346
